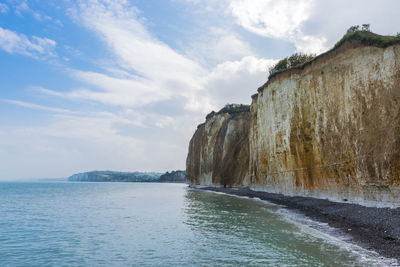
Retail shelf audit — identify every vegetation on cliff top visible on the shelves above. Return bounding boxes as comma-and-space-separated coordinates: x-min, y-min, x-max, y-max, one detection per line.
206, 103, 250, 119
267, 25, 400, 81
334, 26, 400, 49
268, 53, 316, 77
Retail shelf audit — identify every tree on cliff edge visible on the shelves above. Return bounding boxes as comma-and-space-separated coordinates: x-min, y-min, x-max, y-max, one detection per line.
269, 53, 315, 77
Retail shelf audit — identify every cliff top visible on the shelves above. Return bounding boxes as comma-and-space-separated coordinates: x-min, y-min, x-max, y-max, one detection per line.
205, 104, 250, 120
261, 30, 400, 91
334, 30, 400, 49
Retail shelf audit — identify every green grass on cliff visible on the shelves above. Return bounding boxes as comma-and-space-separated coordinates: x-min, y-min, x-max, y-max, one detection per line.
267, 30, 400, 81
334, 30, 400, 49
206, 104, 250, 119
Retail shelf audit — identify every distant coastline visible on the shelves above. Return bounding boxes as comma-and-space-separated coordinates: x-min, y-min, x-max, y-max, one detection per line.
68, 170, 186, 183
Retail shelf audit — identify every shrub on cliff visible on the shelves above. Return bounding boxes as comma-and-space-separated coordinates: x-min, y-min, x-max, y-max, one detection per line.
347, 24, 370, 34
362, 24, 371, 32
268, 53, 315, 78
206, 104, 250, 119
335, 25, 400, 49
219, 103, 250, 114
347, 25, 360, 33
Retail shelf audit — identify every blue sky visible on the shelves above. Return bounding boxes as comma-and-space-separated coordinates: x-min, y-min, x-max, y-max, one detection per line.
1, 0, 400, 180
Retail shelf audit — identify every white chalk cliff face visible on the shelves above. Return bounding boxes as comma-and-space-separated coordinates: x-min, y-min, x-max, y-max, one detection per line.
187, 39, 400, 207
186, 107, 250, 187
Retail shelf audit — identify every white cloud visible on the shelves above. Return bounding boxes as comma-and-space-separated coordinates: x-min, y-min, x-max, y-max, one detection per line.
10, 0, 63, 26
52, 0, 286, 117
0, 26, 56, 59
228, 0, 328, 54
14, 0, 29, 15
1, 99, 75, 114
298, 0, 400, 49
71, 70, 168, 106
186, 27, 253, 64
37, 0, 275, 126
72, 0, 205, 84
226, 0, 400, 54
0, 3, 9, 14
35, 87, 65, 97
229, 0, 313, 38
180, 0, 328, 54
205, 56, 276, 106
57, 0, 216, 115
174, 0, 228, 13
293, 34, 327, 54
209, 56, 275, 76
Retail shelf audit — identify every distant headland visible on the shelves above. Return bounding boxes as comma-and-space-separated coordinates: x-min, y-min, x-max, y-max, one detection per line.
68, 170, 186, 183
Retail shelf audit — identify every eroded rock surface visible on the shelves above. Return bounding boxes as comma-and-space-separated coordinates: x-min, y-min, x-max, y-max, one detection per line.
187, 40, 400, 206
250, 42, 400, 206
186, 105, 250, 187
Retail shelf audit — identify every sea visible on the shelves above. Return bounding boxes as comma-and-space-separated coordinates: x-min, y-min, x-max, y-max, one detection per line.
0, 182, 397, 266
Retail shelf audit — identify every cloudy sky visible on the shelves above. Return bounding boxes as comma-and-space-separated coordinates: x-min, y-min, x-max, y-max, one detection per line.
1, 0, 399, 180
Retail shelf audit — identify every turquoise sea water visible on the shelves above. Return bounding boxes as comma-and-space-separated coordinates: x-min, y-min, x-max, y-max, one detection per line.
0, 182, 395, 266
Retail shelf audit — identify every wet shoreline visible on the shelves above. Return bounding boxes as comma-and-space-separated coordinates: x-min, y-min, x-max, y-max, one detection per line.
196, 186, 400, 263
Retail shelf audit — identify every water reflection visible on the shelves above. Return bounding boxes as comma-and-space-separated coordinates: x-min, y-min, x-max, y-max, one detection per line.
182, 188, 386, 267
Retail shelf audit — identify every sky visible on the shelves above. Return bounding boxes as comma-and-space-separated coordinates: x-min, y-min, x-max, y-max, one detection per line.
1, 0, 400, 180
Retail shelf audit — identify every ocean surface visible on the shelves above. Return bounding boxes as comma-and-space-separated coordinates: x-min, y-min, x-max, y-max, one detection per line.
0, 182, 395, 266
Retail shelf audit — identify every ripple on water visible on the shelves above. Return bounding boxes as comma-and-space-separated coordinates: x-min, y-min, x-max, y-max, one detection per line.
0, 182, 397, 266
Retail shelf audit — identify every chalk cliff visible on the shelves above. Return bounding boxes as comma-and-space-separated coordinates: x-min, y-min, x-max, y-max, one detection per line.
186, 104, 250, 187
187, 34, 400, 206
